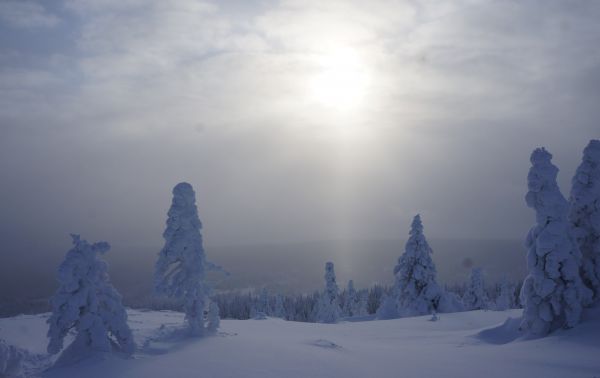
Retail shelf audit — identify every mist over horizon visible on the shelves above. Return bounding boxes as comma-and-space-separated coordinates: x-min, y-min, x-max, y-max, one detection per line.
0, 235, 526, 316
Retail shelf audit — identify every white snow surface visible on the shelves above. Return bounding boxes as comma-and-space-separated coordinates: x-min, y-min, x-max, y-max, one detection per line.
1, 307, 599, 377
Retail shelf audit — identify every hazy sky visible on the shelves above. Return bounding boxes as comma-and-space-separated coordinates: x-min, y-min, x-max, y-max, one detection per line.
1, 0, 599, 253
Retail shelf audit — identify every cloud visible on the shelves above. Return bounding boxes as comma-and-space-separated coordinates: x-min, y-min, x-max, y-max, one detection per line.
0, 1, 60, 28
0, 0, 599, 249
69, 0, 266, 79
255, 0, 416, 52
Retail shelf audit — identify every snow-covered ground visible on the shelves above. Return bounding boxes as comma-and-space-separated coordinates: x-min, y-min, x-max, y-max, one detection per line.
1, 307, 599, 378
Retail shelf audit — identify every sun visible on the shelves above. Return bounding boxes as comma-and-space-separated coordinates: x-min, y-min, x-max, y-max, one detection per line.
308, 47, 370, 111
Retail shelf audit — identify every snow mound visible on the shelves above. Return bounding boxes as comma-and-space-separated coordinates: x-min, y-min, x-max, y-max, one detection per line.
251, 312, 267, 320
140, 323, 195, 355
474, 317, 523, 345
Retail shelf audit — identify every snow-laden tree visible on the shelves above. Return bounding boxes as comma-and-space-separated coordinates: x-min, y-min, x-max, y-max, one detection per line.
375, 293, 399, 319
154, 182, 224, 336
356, 290, 369, 316
569, 139, 600, 301
273, 294, 286, 318
342, 280, 357, 317
437, 289, 465, 313
314, 262, 341, 323
392, 215, 442, 317
47, 235, 134, 359
250, 288, 271, 319
0, 339, 23, 377
342, 280, 368, 317
462, 268, 489, 311
494, 277, 514, 311
520, 148, 592, 335
258, 288, 270, 315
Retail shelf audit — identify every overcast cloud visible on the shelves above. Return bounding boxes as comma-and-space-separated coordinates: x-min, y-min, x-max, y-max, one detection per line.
1, 0, 599, 258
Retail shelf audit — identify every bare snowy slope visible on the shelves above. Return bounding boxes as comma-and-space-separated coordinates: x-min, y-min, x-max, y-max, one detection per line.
1, 308, 599, 378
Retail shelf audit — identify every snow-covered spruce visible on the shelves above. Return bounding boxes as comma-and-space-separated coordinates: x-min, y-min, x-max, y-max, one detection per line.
213, 285, 385, 322
273, 294, 286, 318
0, 339, 23, 377
356, 290, 369, 316
257, 288, 271, 317
342, 280, 357, 317
154, 182, 223, 336
494, 277, 515, 311
493, 277, 517, 311
47, 235, 134, 360
378, 215, 441, 318
520, 148, 592, 335
314, 262, 341, 323
342, 280, 367, 317
462, 268, 489, 311
569, 139, 600, 302
375, 293, 399, 320
437, 289, 465, 313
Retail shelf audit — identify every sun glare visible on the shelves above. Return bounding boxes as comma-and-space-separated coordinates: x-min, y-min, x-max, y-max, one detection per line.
309, 48, 370, 111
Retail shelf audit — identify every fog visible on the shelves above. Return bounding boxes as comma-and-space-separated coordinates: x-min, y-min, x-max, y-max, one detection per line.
0, 236, 525, 316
